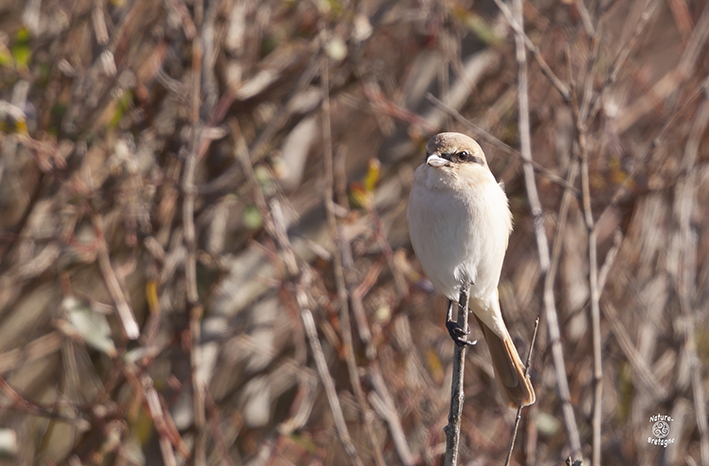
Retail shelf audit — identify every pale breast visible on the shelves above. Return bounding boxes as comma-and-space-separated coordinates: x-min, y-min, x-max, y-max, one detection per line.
408, 164, 511, 300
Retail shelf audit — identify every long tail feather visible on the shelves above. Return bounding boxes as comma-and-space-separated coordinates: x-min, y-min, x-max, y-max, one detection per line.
475, 315, 535, 407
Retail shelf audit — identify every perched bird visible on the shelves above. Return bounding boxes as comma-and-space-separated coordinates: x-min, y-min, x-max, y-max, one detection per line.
407, 132, 535, 407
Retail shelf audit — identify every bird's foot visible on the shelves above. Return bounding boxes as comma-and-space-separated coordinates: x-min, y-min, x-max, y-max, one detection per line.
446, 321, 477, 346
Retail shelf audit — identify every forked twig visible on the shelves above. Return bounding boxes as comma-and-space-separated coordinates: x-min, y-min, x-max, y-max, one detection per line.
573, 94, 603, 466
491, 0, 571, 101
504, 317, 540, 466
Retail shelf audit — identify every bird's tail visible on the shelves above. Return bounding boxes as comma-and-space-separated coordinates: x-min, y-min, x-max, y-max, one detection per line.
474, 315, 535, 407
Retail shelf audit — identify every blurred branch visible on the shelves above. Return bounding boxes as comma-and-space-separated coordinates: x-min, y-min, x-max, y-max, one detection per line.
594, 75, 709, 233
674, 97, 709, 465
602, 302, 667, 399
491, 0, 571, 101
199, 53, 321, 196
235, 116, 363, 465
573, 77, 603, 466
184, 1, 206, 463
509, 0, 583, 458
270, 200, 364, 466
93, 215, 140, 340
0, 332, 62, 374
123, 365, 185, 465
321, 41, 389, 466
205, 388, 234, 466
598, 231, 623, 292
587, 0, 662, 122
368, 363, 414, 466
576, 0, 595, 37
0, 375, 89, 426
568, 5, 613, 461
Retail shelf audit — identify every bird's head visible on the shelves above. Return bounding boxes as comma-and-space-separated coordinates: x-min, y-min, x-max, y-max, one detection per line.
424, 132, 488, 172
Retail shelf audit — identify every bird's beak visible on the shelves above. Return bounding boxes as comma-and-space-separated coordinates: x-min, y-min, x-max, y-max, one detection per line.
426, 154, 448, 168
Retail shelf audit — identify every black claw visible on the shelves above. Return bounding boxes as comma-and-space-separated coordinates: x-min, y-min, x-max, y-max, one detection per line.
446, 321, 477, 346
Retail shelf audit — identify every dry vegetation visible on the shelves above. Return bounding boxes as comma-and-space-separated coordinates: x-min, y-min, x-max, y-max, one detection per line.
0, 0, 708, 465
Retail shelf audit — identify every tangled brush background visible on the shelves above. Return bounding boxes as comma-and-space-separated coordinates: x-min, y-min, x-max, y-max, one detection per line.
0, 0, 708, 464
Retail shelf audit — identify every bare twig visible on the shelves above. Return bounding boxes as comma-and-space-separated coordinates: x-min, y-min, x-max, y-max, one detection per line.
300, 305, 364, 466
444, 286, 473, 466
601, 302, 666, 399
598, 231, 623, 292
94, 216, 140, 340
320, 41, 389, 466
491, 0, 571, 101
594, 75, 709, 233
513, 0, 549, 272
577, 112, 602, 466
0, 375, 89, 426
674, 98, 709, 465
504, 317, 540, 466
205, 388, 234, 466
587, 0, 662, 122
510, 0, 583, 457
269, 200, 364, 466
367, 362, 414, 466
183, 2, 206, 463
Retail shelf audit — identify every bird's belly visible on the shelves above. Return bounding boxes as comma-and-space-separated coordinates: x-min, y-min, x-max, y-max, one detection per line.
409, 186, 484, 300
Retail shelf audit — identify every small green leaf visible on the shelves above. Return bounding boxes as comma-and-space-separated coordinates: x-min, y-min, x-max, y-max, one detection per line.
244, 205, 263, 230
11, 28, 32, 70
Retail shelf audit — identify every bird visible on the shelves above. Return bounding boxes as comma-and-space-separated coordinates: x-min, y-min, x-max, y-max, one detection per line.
407, 132, 535, 407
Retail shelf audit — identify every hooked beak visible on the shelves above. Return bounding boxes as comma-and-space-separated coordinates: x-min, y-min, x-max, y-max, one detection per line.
426, 154, 448, 168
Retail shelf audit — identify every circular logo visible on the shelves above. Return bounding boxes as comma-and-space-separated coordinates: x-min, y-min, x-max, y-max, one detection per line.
652, 420, 670, 439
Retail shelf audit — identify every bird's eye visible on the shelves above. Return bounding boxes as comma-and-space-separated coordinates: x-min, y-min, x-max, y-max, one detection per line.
457, 151, 470, 161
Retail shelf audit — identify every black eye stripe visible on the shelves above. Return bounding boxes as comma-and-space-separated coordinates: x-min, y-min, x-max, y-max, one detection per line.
451, 151, 483, 164
426, 150, 484, 165
444, 150, 482, 164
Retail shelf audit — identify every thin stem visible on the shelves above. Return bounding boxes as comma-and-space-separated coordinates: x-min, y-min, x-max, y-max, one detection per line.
504, 317, 541, 466
321, 33, 389, 466
444, 285, 471, 466
509, 0, 583, 457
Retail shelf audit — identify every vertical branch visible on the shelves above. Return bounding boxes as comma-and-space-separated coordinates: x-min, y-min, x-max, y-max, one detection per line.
579, 131, 602, 466
512, 0, 549, 271
183, 1, 205, 464
542, 161, 583, 459
573, 25, 603, 462
508, 0, 583, 458
444, 286, 471, 466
